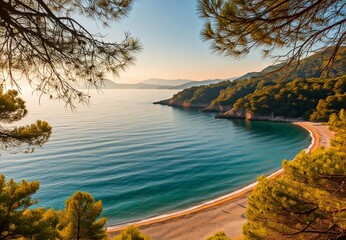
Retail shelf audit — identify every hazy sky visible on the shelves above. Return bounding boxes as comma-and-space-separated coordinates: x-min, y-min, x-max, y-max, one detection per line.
91, 0, 273, 83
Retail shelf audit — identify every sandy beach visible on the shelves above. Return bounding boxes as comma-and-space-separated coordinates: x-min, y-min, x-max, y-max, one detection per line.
107, 121, 335, 240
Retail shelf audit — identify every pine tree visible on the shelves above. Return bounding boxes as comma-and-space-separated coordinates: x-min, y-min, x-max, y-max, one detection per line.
206, 232, 230, 240
198, 0, 345, 73
0, 88, 51, 153
0, 0, 141, 106
57, 192, 107, 240
0, 175, 58, 239
113, 225, 150, 240
243, 110, 346, 239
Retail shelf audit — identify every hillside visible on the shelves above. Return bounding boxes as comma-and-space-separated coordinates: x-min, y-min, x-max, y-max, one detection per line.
155, 81, 231, 108
77, 78, 232, 90
155, 48, 346, 121
139, 78, 193, 86
171, 77, 237, 89
221, 75, 346, 121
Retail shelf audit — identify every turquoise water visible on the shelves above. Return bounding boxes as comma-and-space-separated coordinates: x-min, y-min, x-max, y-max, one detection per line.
0, 89, 310, 225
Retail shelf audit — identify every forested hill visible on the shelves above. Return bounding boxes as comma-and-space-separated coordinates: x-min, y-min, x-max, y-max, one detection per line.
155, 48, 346, 122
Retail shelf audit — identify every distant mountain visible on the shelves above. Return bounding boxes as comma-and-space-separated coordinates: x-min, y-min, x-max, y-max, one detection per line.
139, 78, 233, 88
77, 78, 236, 89
98, 79, 117, 88
234, 47, 346, 82
172, 78, 237, 89
139, 78, 193, 86
76, 79, 161, 89
102, 81, 162, 89
235, 72, 260, 81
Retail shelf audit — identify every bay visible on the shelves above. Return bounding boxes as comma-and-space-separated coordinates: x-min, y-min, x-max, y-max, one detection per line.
0, 89, 310, 225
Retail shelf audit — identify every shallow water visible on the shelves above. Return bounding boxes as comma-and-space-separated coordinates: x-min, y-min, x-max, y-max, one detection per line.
0, 89, 310, 225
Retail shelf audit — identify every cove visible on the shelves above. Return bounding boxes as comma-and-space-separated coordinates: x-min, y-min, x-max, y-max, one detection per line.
0, 89, 310, 225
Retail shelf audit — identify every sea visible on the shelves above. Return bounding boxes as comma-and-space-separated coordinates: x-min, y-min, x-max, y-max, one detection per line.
0, 89, 311, 226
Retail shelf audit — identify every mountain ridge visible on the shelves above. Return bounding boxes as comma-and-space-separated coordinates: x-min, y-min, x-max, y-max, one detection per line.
78, 78, 235, 90
155, 47, 346, 122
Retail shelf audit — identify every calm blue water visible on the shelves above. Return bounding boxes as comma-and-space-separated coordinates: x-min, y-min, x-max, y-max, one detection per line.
0, 89, 310, 225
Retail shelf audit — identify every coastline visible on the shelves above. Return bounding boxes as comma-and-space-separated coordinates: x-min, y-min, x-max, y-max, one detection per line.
107, 121, 334, 239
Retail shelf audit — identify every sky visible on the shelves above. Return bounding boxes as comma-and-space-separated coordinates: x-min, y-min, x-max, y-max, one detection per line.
86, 0, 273, 83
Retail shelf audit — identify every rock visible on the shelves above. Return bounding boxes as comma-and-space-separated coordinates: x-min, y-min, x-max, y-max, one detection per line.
153, 100, 209, 109
201, 105, 232, 112
217, 108, 302, 122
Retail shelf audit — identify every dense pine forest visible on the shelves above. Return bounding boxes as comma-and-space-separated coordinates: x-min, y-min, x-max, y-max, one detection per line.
157, 48, 346, 122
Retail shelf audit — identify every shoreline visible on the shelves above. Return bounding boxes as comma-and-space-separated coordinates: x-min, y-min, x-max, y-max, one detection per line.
107, 121, 334, 239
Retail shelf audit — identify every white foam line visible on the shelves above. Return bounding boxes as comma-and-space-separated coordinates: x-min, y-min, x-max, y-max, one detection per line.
107, 167, 285, 231
305, 127, 315, 153
107, 123, 315, 232
107, 180, 259, 230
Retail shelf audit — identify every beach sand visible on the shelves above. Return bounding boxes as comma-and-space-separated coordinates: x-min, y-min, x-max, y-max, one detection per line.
107, 121, 335, 240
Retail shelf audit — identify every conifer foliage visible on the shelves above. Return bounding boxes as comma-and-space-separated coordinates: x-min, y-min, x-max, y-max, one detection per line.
57, 192, 107, 240
0, 176, 108, 240
0, 175, 58, 239
113, 225, 150, 240
0, 0, 141, 106
0, 89, 51, 153
198, 0, 346, 72
243, 110, 346, 239
206, 232, 230, 240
